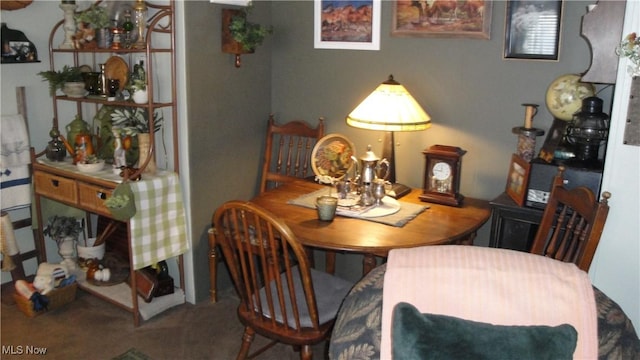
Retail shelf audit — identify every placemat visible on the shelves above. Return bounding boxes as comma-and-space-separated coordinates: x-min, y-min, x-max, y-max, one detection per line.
288, 188, 428, 227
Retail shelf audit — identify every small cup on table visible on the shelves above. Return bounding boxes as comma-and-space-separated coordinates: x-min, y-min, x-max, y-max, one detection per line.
316, 195, 338, 221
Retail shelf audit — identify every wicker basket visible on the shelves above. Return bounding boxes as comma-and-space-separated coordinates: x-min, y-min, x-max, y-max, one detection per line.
13, 282, 77, 318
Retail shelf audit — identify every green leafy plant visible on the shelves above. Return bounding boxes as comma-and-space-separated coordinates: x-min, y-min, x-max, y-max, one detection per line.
74, 4, 110, 29
110, 107, 163, 135
229, 6, 273, 52
38, 65, 85, 96
43, 216, 83, 245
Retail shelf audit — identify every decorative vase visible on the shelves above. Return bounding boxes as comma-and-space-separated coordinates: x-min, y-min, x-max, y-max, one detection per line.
132, 89, 148, 104
59, 3, 77, 49
136, 133, 156, 174
57, 236, 77, 270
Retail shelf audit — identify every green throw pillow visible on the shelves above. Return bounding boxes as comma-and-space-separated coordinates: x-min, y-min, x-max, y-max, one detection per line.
392, 302, 577, 360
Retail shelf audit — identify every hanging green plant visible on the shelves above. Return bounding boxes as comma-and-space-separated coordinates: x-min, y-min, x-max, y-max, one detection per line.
228, 6, 273, 52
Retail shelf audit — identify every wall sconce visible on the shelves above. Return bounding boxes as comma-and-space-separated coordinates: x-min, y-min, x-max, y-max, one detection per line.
221, 5, 272, 68
221, 9, 252, 68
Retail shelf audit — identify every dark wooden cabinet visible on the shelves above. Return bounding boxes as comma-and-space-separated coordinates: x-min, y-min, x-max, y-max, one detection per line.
581, 1, 626, 84
489, 193, 543, 252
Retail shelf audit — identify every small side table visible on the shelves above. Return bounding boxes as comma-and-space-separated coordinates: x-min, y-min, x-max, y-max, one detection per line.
489, 192, 544, 252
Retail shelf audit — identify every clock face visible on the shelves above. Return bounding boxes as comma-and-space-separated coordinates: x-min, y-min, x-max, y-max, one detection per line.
432, 162, 451, 181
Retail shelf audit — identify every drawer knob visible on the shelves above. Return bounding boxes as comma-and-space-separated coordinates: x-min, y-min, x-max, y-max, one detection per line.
97, 192, 107, 200
51, 179, 59, 187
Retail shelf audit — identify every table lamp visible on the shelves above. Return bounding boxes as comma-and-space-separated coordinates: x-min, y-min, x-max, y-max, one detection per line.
346, 75, 431, 199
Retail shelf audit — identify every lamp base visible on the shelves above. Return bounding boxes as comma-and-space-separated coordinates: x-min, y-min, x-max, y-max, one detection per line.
387, 182, 412, 199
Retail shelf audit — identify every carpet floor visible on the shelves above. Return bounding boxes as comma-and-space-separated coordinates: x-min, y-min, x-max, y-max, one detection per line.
1, 288, 327, 359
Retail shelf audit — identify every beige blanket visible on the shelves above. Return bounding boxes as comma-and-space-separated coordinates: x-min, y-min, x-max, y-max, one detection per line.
381, 245, 598, 359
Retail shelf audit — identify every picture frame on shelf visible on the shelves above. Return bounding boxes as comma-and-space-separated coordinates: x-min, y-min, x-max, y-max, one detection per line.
504, 0, 563, 60
538, 118, 570, 163
505, 153, 531, 206
314, 0, 380, 50
391, 0, 492, 39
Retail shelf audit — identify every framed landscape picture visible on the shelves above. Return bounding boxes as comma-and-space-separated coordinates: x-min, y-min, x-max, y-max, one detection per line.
504, 0, 563, 60
314, 0, 381, 50
506, 154, 531, 206
392, 0, 492, 39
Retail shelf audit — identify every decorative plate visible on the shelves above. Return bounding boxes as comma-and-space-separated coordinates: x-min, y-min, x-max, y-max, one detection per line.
311, 134, 356, 182
104, 56, 129, 91
77, 160, 105, 173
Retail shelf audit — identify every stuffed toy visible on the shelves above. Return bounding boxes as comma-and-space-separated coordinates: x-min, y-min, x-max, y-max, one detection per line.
30, 262, 68, 295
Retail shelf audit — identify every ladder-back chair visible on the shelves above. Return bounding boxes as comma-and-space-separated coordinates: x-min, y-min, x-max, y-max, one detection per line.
530, 166, 611, 271
213, 201, 353, 360
259, 114, 324, 194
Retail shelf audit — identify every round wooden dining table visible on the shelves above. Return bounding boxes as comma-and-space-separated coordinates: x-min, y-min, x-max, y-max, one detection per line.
208, 179, 490, 302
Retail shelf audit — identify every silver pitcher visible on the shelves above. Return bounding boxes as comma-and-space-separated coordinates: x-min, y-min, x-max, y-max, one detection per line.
352, 145, 390, 205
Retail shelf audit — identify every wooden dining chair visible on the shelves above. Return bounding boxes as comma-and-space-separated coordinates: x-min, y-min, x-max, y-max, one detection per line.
213, 201, 354, 360
529, 166, 611, 272
259, 114, 324, 194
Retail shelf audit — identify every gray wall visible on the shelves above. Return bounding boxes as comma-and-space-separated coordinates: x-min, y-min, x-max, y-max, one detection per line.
267, 0, 611, 281
270, 0, 607, 197
185, 0, 612, 300
184, 1, 272, 300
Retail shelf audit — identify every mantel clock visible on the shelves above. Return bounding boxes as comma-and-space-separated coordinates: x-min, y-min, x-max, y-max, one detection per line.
420, 145, 466, 206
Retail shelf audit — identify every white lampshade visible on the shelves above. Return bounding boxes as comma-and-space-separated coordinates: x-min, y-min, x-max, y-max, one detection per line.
346, 75, 431, 132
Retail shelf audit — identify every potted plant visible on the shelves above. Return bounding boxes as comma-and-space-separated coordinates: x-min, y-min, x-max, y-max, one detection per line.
74, 4, 111, 49
43, 215, 83, 269
110, 107, 163, 173
110, 107, 163, 136
38, 65, 86, 97
126, 60, 148, 104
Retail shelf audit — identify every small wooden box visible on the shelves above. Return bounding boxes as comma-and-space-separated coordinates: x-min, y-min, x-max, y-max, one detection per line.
13, 283, 77, 318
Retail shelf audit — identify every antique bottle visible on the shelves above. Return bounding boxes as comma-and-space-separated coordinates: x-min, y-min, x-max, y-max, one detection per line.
45, 127, 66, 161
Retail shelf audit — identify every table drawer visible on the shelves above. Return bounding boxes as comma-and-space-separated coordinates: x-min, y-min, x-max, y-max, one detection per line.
78, 182, 113, 217
34, 172, 77, 205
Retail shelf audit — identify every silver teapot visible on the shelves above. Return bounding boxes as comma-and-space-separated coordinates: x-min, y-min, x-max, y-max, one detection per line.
352, 145, 390, 205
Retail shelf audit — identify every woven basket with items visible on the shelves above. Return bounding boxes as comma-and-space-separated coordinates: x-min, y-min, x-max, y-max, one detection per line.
12, 262, 77, 317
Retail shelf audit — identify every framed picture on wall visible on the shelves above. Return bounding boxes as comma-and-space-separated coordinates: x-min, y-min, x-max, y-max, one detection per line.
504, 0, 563, 60
314, 0, 381, 50
391, 0, 492, 39
505, 153, 531, 206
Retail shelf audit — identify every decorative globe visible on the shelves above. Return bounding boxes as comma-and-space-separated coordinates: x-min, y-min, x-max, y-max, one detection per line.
545, 74, 595, 121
